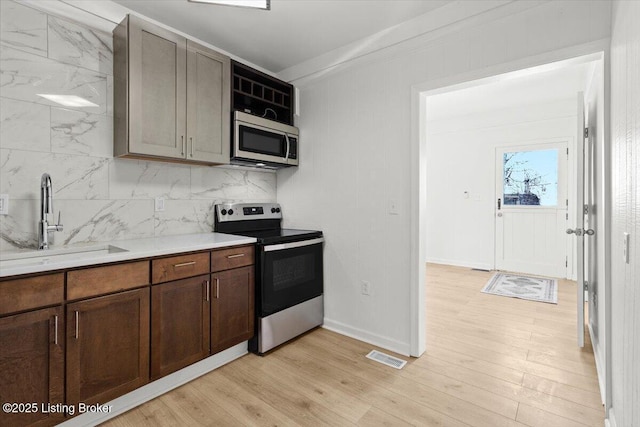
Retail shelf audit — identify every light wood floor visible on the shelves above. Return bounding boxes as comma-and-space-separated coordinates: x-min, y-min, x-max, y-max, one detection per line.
104, 264, 604, 426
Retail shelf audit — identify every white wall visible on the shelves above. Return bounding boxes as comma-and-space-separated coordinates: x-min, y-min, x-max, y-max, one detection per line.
277, 1, 611, 355
609, 1, 640, 426
425, 98, 576, 271
0, 1, 276, 251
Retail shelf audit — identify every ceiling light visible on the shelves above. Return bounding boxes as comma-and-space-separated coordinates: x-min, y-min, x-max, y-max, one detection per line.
188, 0, 270, 10
37, 94, 99, 108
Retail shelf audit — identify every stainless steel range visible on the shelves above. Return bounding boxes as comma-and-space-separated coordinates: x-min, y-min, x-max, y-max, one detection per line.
214, 203, 323, 354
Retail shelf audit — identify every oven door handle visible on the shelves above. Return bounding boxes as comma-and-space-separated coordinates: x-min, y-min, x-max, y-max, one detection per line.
263, 237, 324, 252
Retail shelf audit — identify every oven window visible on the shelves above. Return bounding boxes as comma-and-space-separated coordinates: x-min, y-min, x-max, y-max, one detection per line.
261, 242, 323, 316
273, 253, 315, 292
240, 126, 285, 156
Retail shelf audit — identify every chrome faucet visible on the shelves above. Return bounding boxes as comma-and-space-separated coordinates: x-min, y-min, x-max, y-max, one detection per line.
38, 173, 63, 249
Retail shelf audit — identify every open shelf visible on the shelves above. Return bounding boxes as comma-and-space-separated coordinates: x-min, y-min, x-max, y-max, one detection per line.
232, 61, 294, 125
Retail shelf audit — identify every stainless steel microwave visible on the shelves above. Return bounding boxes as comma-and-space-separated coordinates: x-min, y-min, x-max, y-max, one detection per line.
231, 111, 299, 168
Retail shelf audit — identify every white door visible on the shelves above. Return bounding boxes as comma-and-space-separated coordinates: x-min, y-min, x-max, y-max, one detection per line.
567, 93, 589, 348
495, 141, 568, 278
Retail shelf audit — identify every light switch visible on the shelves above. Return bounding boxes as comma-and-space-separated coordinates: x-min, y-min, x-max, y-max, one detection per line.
389, 199, 399, 215
623, 232, 630, 264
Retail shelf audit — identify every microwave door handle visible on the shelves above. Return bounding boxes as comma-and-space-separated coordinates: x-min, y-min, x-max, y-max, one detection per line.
284, 133, 290, 162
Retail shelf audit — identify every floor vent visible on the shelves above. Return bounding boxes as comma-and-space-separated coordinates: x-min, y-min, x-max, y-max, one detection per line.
365, 350, 407, 369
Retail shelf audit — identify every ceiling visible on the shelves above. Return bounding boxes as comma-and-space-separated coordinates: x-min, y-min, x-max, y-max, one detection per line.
111, 0, 449, 73
426, 61, 595, 122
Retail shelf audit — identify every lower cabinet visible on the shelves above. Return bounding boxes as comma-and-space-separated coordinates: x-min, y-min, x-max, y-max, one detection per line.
151, 275, 211, 380
0, 307, 64, 427
66, 288, 150, 407
0, 244, 255, 426
211, 266, 254, 354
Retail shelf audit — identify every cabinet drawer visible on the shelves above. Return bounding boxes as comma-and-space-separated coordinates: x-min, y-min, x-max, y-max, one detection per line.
211, 245, 255, 272
68, 261, 150, 300
152, 252, 210, 284
0, 273, 64, 316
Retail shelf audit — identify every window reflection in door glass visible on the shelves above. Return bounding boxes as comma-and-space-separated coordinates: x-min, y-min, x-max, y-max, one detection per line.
503, 149, 558, 206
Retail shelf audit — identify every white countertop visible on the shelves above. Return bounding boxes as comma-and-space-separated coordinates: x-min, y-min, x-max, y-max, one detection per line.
0, 233, 256, 278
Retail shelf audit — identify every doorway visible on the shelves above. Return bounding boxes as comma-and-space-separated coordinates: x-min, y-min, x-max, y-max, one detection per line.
411, 50, 610, 409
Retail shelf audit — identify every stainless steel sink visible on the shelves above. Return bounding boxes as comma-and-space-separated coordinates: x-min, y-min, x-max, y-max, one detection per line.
0, 244, 128, 267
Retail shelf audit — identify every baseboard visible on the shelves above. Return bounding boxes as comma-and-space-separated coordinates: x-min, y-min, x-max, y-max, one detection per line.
58, 342, 248, 427
588, 323, 607, 405
425, 257, 493, 271
606, 408, 617, 427
322, 318, 411, 356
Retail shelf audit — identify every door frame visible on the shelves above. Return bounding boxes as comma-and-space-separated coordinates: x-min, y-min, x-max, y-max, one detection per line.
410, 42, 611, 415
493, 139, 571, 278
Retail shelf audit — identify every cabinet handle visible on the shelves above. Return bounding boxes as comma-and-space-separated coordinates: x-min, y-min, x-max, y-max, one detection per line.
174, 261, 196, 268
205, 280, 210, 302
75, 311, 79, 340
190, 137, 194, 157
181, 136, 185, 156
54, 315, 58, 346
215, 278, 220, 299
226, 253, 245, 259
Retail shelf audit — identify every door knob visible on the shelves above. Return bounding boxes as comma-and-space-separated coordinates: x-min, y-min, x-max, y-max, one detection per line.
585, 229, 595, 236
566, 228, 583, 236
497, 212, 503, 217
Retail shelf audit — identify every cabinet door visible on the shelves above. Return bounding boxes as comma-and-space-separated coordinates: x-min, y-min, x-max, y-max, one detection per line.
151, 275, 210, 380
186, 40, 230, 164
0, 307, 64, 427
128, 15, 186, 158
66, 288, 150, 406
211, 266, 254, 354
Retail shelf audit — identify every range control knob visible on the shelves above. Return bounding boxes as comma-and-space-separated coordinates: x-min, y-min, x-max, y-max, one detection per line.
275, 207, 281, 213
220, 209, 227, 216
271, 207, 276, 213
228, 209, 234, 215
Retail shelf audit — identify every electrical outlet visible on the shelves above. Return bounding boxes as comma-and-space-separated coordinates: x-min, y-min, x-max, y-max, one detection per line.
361, 281, 371, 296
154, 197, 165, 212
0, 194, 8, 215
623, 232, 630, 264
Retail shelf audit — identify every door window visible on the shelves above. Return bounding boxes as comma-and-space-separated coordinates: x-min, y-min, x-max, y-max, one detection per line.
502, 149, 559, 206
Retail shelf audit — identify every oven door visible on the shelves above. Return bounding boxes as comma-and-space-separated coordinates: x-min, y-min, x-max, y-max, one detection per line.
259, 237, 324, 317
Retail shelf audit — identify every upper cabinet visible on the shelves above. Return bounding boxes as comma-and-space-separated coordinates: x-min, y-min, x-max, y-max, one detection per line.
113, 15, 230, 164
187, 41, 230, 163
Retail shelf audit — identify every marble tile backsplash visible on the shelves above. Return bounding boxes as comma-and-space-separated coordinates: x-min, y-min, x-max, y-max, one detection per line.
0, 1, 276, 251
